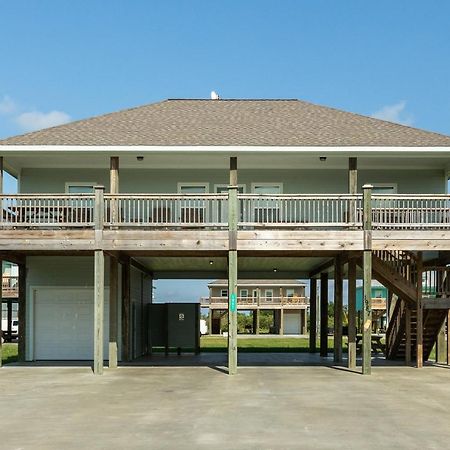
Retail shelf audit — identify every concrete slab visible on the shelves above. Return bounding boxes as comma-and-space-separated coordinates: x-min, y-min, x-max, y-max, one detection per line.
1, 364, 450, 449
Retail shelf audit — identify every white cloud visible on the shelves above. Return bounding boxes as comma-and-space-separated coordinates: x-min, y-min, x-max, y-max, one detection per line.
0, 94, 71, 133
371, 101, 414, 126
0, 95, 17, 115
15, 110, 71, 132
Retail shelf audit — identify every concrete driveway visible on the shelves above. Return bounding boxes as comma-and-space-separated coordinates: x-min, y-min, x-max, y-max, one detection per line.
1, 364, 450, 449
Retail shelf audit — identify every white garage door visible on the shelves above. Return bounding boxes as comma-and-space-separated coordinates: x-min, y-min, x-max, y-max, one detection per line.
33, 287, 109, 360
283, 311, 300, 335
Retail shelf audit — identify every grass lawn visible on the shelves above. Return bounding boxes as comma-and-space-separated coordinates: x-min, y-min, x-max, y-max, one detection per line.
201, 336, 337, 353
1, 343, 18, 364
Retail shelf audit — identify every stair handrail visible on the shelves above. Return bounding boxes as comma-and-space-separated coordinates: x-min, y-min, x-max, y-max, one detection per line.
386, 298, 405, 358
373, 250, 418, 286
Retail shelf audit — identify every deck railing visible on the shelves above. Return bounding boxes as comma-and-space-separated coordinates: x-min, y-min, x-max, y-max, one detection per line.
1, 193, 449, 230
371, 195, 450, 229
104, 194, 228, 228
0, 194, 94, 227
201, 296, 309, 306
422, 266, 450, 298
238, 194, 362, 228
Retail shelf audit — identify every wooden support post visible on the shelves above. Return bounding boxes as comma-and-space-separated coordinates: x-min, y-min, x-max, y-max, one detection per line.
309, 278, 317, 353
280, 308, 284, 335
348, 157, 358, 226
122, 258, 131, 361
0, 157, 2, 366
109, 256, 119, 368
228, 156, 238, 375
447, 311, 450, 365
416, 251, 423, 368
362, 184, 373, 375
256, 307, 260, 335
334, 255, 343, 363
208, 308, 213, 335
436, 321, 447, 364
320, 272, 329, 357
93, 186, 105, 375
348, 258, 357, 369
94, 250, 105, 375
17, 262, 26, 361
6, 300, 12, 341
110, 156, 119, 227
252, 309, 258, 334
405, 304, 411, 365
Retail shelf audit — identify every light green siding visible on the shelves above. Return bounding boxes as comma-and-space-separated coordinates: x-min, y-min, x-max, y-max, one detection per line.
20, 168, 445, 194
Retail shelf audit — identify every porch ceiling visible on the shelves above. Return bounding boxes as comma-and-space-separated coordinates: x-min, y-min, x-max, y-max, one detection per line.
3, 149, 450, 175
135, 255, 334, 279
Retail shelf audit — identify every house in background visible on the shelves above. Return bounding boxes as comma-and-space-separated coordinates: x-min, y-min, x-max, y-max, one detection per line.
201, 279, 308, 335
356, 283, 387, 332
2, 261, 19, 341
0, 97, 449, 375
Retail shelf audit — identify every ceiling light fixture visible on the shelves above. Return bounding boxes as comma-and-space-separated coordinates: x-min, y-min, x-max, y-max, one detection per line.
137, 156, 144, 161
319, 156, 327, 162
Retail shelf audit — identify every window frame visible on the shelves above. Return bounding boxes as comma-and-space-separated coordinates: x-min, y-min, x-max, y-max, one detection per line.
220, 289, 228, 298
177, 182, 210, 194
251, 182, 283, 194
65, 182, 97, 194
370, 183, 398, 194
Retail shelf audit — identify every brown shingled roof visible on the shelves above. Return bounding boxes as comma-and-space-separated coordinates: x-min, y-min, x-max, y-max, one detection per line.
1, 99, 449, 147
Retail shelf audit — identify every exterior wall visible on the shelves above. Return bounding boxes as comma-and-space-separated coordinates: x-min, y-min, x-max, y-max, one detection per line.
25, 255, 119, 361
19, 168, 446, 194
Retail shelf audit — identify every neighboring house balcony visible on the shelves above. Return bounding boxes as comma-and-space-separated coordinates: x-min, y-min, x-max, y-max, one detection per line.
2, 275, 18, 298
1, 191, 450, 252
200, 295, 309, 309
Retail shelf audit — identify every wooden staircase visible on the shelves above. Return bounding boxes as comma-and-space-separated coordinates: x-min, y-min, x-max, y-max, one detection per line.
370, 250, 450, 362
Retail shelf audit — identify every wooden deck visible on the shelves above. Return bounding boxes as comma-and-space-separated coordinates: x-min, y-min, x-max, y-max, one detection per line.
0, 192, 449, 254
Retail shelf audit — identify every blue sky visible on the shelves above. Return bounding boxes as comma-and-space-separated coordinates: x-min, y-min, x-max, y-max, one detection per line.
1, 1, 449, 300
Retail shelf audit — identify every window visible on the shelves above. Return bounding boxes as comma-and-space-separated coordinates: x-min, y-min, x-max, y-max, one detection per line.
371, 184, 397, 194
265, 289, 273, 301
65, 182, 96, 194
177, 183, 209, 194
177, 183, 209, 223
251, 183, 283, 223
286, 288, 295, 298
240, 289, 249, 298
220, 289, 228, 298
252, 289, 258, 299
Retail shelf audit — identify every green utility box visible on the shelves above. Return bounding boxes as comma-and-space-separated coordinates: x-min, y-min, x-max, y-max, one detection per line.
147, 303, 200, 355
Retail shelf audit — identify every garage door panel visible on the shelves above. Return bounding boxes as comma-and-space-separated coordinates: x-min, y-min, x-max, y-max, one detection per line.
34, 288, 109, 360
283, 311, 300, 335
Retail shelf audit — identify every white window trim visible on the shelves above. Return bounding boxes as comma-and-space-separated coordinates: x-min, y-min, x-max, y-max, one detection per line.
214, 184, 246, 193
240, 289, 249, 298
265, 289, 274, 298
251, 182, 283, 194
286, 288, 295, 298
370, 183, 398, 193
220, 289, 228, 297
177, 182, 209, 193
65, 182, 97, 193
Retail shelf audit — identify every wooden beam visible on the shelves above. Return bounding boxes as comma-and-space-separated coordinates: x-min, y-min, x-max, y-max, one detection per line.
320, 272, 329, 357
309, 278, 317, 353
436, 320, 447, 364
110, 156, 119, 193
362, 184, 373, 375
309, 258, 335, 278
348, 157, 358, 226
405, 304, 411, 365
93, 250, 105, 375
228, 156, 238, 375
347, 258, 357, 369
121, 257, 131, 362
17, 261, 26, 362
448, 311, 450, 365
334, 255, 343, 363
416, 251, 423, 368
109, 256, 119, 368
